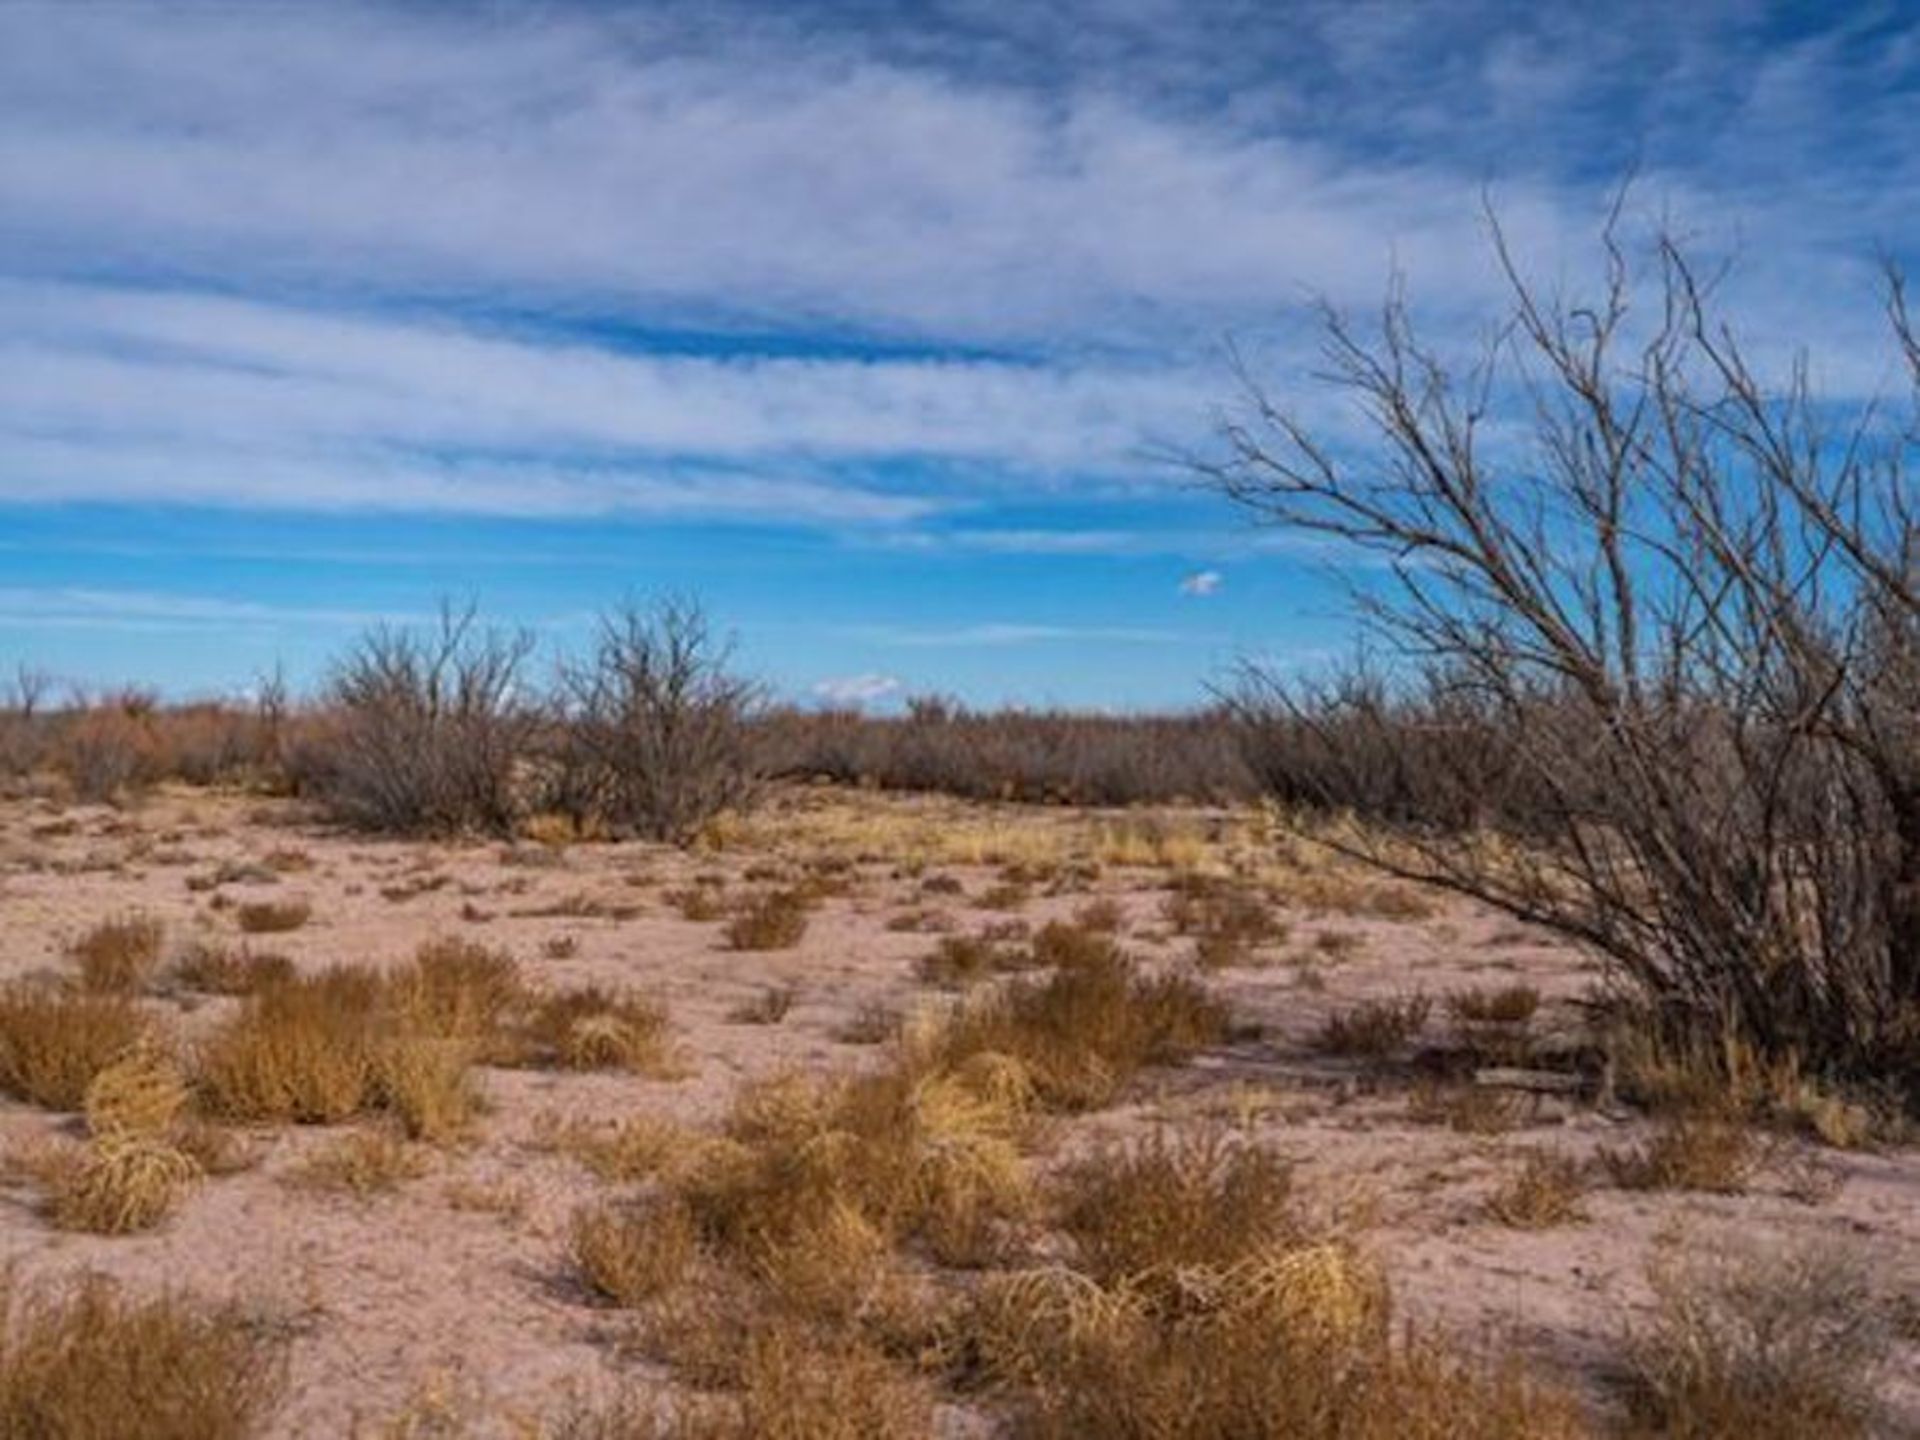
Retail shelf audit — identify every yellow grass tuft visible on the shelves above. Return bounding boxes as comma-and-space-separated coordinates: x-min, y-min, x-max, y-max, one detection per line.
0, 984, 147, 1110
70, 913, 164, 993
0, 1275, 285, 1438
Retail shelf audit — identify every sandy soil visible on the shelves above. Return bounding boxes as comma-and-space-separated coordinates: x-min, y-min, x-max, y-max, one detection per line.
0, 783, 1913, 1436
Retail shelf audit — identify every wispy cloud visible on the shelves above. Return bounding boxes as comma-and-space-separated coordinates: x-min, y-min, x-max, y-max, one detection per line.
812, 672, 903, 706
1179, 569, 1223, 597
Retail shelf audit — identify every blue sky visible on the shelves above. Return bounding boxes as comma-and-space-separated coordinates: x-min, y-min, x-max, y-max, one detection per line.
3, 1, 1918, 708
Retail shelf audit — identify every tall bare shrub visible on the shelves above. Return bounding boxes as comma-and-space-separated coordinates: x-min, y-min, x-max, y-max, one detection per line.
550, 600, 762, 842
1206, 207, 1920, 1107
293, 602, 534, 835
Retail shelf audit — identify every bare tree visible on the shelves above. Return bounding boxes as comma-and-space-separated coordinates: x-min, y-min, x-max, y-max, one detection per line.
551, 600, 763, 843
1206, 209, 1920, 1103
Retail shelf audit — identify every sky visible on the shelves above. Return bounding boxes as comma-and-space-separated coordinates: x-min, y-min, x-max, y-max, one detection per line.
3, 0, 1919, 708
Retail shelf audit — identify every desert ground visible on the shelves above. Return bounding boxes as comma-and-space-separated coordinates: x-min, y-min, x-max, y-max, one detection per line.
0, 782, 1913, 1436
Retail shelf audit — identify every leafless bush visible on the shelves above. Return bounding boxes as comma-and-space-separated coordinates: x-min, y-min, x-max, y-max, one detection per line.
547, 601, 762, 843
757, 698, 1254, 805
0, 666, 51, 780
1205, 203, 1920, 1109
289, 602, 535, 835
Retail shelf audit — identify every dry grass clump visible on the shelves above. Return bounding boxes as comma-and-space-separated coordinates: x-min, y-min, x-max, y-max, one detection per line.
193, 966, 385, 1124
680, 1060, 1036, 1291
709, 1321, 933, 1440
1619, 1242, 1890, 1439
925, 947, 1228, 1111
916, 933, 1020, 988
0, 984, 147, 1109
1600, 1117, 1762, 1194
171, 942, 295, 996
1054, 1132, 1296, 1292
835, 1003, 900, 1046
1316, 994, 1432, 1058
41, 1134, 202, 1233
550, 1114, 697, 1184
1028, 920, 1123, 972
388, 938, 526, 1055
290, 1128, 427, 1196
669, 882, 728, 922
70, 913, 164, 992
963, 1134, 1583, 1439
1486, 1148, 1587, 1228
571, 1197, 700, 1306
0, 1275, 284, 1438
723, 889, 810, 951
234, 898, 312, 934
1161, 880, 1286, 969
521, 986, 673, 1072
84, 1040, 188, 1138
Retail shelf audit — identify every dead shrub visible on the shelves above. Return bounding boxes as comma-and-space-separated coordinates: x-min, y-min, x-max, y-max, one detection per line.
234, 899, 311, 934
547, 600, 764, 844
0, 1275, 284, 1438
70, 914, 164, 993
290, 602, 535, 836
0, 985, 147, 1109
84, 1041, 188, 1139
1619, 1241, 1890, 1439
1486, 1149, 1587, 1228
724, 890, 809, 951
670, 883, 728, 922
1317, 995, 1432, 1058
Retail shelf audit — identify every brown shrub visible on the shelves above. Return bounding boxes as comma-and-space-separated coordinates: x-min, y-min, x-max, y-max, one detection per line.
0, 1275, 284, 1438
70, 915, 164, 993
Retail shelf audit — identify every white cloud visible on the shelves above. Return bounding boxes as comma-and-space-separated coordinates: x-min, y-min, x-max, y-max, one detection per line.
1179, 568, 1223, 596
811, 672, 903, 706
